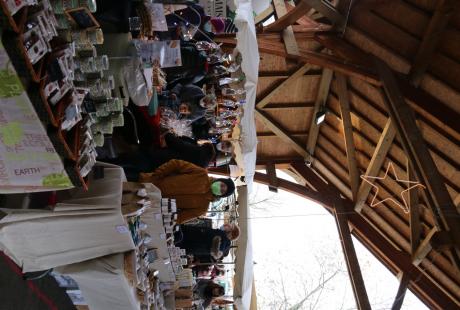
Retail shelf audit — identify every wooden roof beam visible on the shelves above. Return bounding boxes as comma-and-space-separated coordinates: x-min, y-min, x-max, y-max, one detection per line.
305, 68, 334, 162
335, 201, 372, 310
265, 0, 314, 32
305, 0, 345, 29
255, 5, 274, 25
374, 58, 460, 265
336, 73, 360, 201
409, 0, 458, 86
354, 118, 396, 212
257, 64, 312, 109
271, 0, 300, 55
313, 33, 460, 133
262, 102, 316, 109
255, 109, 308, 157
407, 160, 422, 257
215, 37, 381, 85
266, 162, 279, 192
391, 272, 410, 310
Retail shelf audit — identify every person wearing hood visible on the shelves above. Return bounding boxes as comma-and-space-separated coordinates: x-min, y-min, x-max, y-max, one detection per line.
139, 159, 235, 224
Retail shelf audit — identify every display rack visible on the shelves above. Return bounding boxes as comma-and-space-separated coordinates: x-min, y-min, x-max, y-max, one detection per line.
1, 5, 88, 189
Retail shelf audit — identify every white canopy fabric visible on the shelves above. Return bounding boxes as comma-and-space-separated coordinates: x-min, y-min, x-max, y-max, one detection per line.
233, 0, 259, 192
233, 185, 254, 310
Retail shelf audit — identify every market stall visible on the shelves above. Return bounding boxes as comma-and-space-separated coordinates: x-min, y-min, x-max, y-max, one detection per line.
1, 0, 258, 308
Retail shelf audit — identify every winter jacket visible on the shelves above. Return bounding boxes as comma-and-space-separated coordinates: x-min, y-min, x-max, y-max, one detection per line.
139, 159, 215, 223
174, 225, 231, 260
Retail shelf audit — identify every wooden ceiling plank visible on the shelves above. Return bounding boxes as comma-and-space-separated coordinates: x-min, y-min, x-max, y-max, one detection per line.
391, 272, 410, 310
265, 0, 313, 32
255, 109, 308, 157
355, 118, 396, 213
271, 0, 300, 55
336, 73, 360, 201
374, 58, 460, 259
409, 0, 458, 86
306, 68, 334, 160
257, 64, 312, 109
407, 160, 422, 257
335, 201, 372, 310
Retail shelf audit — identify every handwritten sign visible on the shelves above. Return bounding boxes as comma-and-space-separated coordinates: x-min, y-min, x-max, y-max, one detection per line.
137, 40, 182, 68
0, 41, 72, 193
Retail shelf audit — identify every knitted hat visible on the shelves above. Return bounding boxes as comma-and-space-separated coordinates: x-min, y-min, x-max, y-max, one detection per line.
210, 17, 225, 34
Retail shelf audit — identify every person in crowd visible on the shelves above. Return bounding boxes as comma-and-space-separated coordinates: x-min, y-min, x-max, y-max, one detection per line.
160, 83, 216, 122
139, 159, 235, 223
193, 279, 225, 309
210, 265, 226, 280
175, 223, 240, 261
103, 132, 217, 180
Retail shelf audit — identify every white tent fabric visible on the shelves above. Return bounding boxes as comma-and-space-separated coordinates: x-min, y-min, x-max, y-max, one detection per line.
233, 186, 254, 310
233, 0, 259, 193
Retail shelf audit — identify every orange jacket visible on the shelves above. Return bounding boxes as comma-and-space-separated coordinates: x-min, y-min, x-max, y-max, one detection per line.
139, 159, 215, 224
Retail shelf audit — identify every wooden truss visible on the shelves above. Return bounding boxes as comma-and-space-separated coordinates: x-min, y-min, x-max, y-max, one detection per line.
215, 1, 460, 308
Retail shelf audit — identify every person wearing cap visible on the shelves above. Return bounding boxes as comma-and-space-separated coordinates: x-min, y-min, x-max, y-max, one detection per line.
139, 159, 235, 224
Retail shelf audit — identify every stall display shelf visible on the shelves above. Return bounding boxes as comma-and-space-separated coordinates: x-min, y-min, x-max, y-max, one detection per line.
0, 5, 88, 189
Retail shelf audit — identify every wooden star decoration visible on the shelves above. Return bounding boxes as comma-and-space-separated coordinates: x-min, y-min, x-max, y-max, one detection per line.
360, 162, 426, 213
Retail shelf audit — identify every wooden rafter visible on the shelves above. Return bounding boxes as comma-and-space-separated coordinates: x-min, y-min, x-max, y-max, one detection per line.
263, 102, 316, 109
215, 37, 381, 85
354, 118, 396, 212
266, 162, 279, 192
305, 0, 345, 28
255, 5, 274, 25
336, 73, 360, 201
255, 109, 308, 157
335, 201, 372, 310
285, 2, 331, 29
391, 272, 410, 310
257, 64, 312, 109
305, 68, 333, 161
272, 0, 299, 55
413, 228, 438, 266
409, 0, 458, 86
265, 0, 314, 32
374, 58, 460, 257
312, 33, 460, 133
407, 160, 421, 257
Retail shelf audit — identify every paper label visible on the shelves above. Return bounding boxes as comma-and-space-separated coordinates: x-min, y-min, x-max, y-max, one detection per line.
137, 40, 182, 68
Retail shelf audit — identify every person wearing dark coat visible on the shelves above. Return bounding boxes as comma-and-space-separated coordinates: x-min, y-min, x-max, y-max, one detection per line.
160, 83, 209, 121
104, 132, 216, 181
174, 223, 239, 262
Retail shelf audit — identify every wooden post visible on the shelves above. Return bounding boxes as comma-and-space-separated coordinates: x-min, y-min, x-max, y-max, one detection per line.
391, 272, 410, 310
